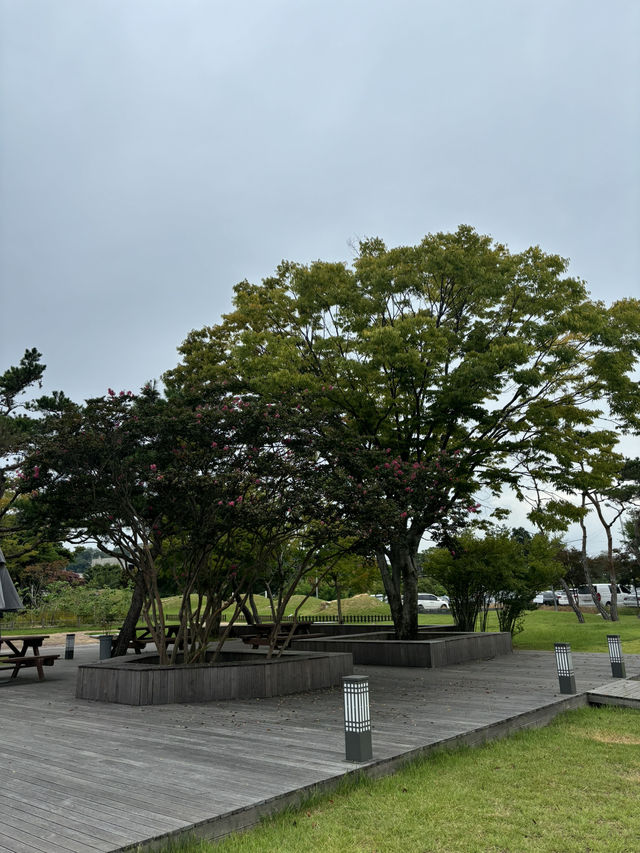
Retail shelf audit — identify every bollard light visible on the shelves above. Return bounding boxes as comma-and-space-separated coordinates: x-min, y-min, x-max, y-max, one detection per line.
554, 642, 576, 694
343, 675, 372, 762
607, 635, 626, 678
65, 633, 76, 660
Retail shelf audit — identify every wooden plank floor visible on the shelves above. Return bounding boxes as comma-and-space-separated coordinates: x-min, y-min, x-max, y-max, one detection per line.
0, 640, 638, 853
588, 675, 640, 708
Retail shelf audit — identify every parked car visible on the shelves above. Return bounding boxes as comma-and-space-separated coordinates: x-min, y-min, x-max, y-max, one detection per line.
533, 590, 561, 606
620, 588, 640, 607
557, 584, 632, 608
417, 593, 450, 612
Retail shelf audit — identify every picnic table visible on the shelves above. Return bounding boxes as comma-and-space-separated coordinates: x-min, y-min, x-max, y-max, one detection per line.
0, 634, 59, 681
106, 624, 193, 656
241, 622, 321, 649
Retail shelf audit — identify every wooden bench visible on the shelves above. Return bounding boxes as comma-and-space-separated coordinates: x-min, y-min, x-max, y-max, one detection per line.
110, 629, 191, 656
241, 633, 324, 650
0, 654, 59, 681
111, 637, 148, 655
242, 634, 288, 649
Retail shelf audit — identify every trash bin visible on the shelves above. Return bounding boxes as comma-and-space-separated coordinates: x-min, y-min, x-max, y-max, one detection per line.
98, 635, 113, 660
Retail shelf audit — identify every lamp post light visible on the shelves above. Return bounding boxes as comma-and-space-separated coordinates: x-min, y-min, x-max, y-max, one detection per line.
554, 642, 576, 694
343, 676, 372, 762
607, 635, 626, 678
65, 633, 76, 660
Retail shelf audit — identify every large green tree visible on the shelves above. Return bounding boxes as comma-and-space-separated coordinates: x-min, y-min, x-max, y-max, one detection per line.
168, 226, 640, 639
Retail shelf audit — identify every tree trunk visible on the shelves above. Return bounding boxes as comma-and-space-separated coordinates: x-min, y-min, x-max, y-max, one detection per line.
233, 589, 255, 624
585, 490, 623, 622
248, 592, 261, 624
579, 501, 610, 620
112, 571, 145, 657
560, 578, 585, 623
377, 543, 419, 640
605, 525, 619, 621
336, 575, 343, 625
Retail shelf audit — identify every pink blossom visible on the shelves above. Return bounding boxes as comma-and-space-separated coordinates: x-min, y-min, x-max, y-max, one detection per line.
33, 466, 40, 479
228, 500, 235, 507
211, 441, 217, 447
400, 512, 408, 519
108, 388, 115, 396
150, 464, 157, 471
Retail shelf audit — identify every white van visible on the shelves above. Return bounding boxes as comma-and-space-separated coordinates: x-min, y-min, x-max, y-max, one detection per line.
558, 584, 626, 607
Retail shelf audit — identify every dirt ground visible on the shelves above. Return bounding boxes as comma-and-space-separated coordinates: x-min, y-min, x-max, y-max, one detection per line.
41, 631, 99, 647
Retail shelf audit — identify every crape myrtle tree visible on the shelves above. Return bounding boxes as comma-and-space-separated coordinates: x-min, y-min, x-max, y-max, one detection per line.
169, 389, 386, 657
18, 386, 175, 660
20, 382, 366, 661
167, 225, 640, 640
18, 383, 260, 662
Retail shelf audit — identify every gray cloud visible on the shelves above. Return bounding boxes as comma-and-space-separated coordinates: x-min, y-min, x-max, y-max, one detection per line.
1, 0, 638, 550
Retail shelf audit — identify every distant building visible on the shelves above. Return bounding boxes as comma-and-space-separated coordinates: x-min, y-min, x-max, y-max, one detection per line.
90, 556, 122, 567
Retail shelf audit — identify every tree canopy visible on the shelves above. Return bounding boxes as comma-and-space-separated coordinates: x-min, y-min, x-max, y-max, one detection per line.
168, 225, 640, 638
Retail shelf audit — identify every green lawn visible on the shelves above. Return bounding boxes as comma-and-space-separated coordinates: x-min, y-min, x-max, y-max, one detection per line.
160, 705, 640, 853
510, 608, 640, 654
5, 596, 640, 655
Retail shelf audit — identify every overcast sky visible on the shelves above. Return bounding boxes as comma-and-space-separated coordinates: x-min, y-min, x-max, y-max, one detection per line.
1, 1, 638, 552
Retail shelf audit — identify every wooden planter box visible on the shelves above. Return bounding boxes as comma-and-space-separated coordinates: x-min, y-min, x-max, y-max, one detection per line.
75, 646, 353, 705
290, 630, 512, 667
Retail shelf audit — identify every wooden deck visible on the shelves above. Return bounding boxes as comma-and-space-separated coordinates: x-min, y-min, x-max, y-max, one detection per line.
0, 639, 638, 853
588, 676, 640, 709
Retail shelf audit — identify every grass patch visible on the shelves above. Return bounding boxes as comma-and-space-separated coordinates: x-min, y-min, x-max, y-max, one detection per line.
6, 595, 639, 655
158, 706, 640, 853
511, 608, 640, 654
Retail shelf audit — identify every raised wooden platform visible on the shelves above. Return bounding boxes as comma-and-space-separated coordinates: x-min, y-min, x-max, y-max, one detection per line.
587, 676, 640, 709
75, 646, 353, 705
0, 641, 638, 852
290, 628, 512, 666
